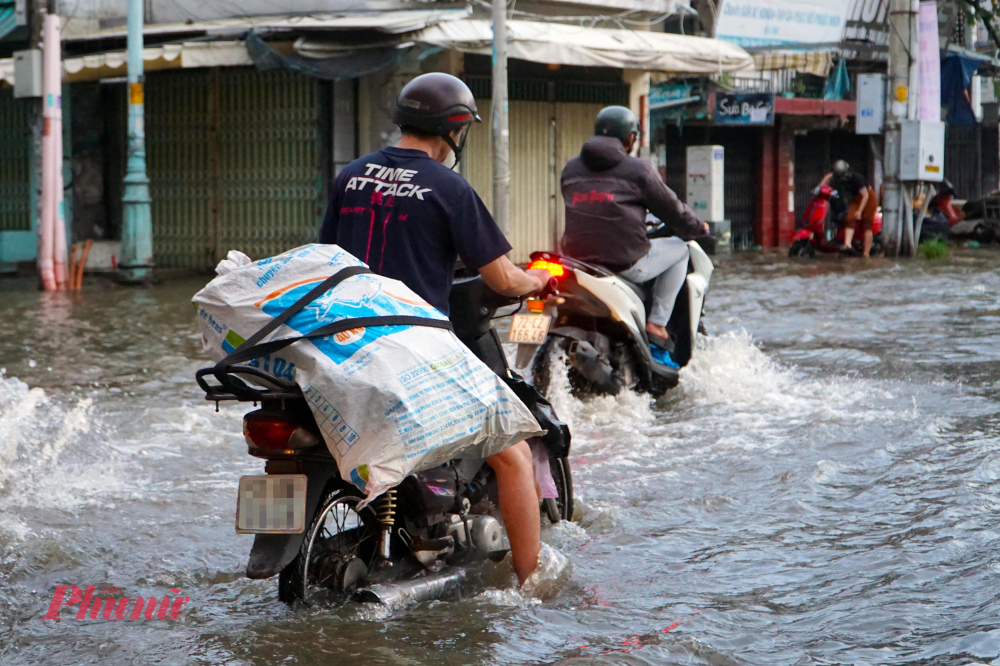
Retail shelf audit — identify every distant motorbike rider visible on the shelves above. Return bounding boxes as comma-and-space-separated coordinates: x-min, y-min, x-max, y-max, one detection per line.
560, 106, 708, 354
318, 72, 550, 586
819, 160, 879, 257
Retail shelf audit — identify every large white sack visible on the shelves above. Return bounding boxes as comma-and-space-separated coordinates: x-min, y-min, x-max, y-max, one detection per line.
192, 244, 543, 499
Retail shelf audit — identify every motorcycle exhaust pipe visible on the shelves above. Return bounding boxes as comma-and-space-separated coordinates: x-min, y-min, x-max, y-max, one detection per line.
353, 567, 467, 606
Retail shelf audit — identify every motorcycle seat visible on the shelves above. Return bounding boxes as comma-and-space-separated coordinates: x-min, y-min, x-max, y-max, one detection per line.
618, 277, 647, 301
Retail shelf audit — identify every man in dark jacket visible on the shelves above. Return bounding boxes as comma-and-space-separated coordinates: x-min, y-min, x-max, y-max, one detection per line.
560, 106, 707, 349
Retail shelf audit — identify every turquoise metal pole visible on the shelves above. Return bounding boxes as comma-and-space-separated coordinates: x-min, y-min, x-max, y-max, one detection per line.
118, 0, 153, 282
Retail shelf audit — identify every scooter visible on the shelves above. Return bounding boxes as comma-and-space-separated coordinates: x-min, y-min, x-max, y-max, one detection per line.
519, 238, 714, 399
788, 184, 884, 258
195, 277, 571, 606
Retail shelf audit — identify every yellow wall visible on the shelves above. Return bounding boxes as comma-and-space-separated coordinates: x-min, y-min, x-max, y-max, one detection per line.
463, 99, 605, 263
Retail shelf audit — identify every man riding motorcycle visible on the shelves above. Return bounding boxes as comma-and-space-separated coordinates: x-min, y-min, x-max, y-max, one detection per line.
560, 106, 708, 362
318, 72, 551, 586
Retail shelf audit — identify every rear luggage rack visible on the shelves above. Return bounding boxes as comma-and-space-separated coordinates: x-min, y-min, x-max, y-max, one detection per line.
196, 365, 303, 404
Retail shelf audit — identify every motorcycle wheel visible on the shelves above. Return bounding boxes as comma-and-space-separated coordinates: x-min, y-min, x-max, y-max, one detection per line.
788, 239, 816, 258
870, 234, 885, 256
278, 486, 379, 604
974, 224, 994, 244
542, 456, 574, 523
551, 456, 574, 522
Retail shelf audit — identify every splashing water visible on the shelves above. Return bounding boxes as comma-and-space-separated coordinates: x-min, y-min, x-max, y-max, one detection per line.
0, 372, 110, 510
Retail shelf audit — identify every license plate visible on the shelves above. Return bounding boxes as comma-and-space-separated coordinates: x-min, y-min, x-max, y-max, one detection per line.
235, 475, 307, 534
508, 314, 551, 344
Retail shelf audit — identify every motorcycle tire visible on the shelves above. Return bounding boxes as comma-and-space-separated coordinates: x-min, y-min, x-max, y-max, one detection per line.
870, 234, 885, 256
543, 456, 574, 523
278, 485, 379, 604
974, 224, 994, 244
788, 240, 815, 258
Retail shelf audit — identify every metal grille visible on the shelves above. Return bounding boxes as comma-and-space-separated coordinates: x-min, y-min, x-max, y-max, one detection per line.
146, 70, 212, 270
946, 126, 983, 201
463, 99, 606, 262
663, 126, 759, 250
982, 127, 998, 196
464, 76, 627, 106
507, 101, 553, 260
462, 97, 493, 212
0, 89, 30, 232
146, 68, 320, 270
555, 81, 628, 105
217, 69, 320, 261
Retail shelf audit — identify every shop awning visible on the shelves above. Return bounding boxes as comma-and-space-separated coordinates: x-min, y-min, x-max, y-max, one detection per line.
0, 41, 252, 86
408, 19, 754, 75
62, 8, 472, 41
752, 50, 834, 77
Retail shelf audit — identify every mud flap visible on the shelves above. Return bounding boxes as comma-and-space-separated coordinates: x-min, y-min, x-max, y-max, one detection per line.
245, 464, 341, 579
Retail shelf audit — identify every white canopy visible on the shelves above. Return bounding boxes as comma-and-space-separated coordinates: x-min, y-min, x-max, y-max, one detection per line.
0, 41, 252, 86
412, 19, 755, 75
62, 8, 472, 41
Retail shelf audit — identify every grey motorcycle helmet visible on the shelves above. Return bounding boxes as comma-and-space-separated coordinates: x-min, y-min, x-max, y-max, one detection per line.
832, 160, 851, 178
594, 106, 640, 143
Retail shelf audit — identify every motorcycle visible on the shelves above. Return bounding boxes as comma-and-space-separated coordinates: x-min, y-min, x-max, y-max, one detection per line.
195, 277, 572, 606
788, 184, 884, 258
518, 234, 714, 399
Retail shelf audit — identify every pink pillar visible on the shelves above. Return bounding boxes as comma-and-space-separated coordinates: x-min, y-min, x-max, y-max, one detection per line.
39, 11, 66, 291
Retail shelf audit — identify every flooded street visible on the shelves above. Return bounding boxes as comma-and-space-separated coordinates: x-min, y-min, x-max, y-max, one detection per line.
4, 252, 1000, 664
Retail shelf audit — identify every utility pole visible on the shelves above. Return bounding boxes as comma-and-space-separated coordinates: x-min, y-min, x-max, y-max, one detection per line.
882, 0, 916, 256
39, 0, 66, 290
118, 0, 154, 282
491, 0, 510, 238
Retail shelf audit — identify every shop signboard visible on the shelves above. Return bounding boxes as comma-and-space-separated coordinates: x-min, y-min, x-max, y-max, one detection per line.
650, 82, 693, 108
715, 93, 774, 125
715, 0, 848, 47
840, 0, 890, 61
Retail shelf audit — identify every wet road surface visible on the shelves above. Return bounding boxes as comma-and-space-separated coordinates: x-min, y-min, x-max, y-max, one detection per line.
3, 252, 1000, 664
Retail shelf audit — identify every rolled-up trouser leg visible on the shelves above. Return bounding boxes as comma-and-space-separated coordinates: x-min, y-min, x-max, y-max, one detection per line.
618, 237, 690, 327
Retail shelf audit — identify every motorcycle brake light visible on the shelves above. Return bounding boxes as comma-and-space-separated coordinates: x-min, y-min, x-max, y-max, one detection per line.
527, 259, 565, 278
244, 416, 298, 450
526, 298, 545, 314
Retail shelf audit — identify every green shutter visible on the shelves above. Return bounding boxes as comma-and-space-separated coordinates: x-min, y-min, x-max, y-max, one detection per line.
145, 68, 321, 271
0, 89, 30, 232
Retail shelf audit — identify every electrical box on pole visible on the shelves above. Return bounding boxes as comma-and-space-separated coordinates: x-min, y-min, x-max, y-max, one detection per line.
13, 49, 41, 98
899, 119, 944, 182
856, 74, 885, 135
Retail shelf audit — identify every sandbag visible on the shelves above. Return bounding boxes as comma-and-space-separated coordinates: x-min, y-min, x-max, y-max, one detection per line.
193, 244, 543, 499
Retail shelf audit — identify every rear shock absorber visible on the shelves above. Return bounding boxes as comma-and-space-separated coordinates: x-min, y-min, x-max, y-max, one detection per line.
375, 489, 397, 562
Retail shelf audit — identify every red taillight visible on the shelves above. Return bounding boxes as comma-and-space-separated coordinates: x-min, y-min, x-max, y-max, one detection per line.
244, 416, 298, 450
527, 259, 565, 278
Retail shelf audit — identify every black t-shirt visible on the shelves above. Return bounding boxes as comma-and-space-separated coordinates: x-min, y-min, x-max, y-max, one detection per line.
833, 172, 868, 199
319, 147, 511, 315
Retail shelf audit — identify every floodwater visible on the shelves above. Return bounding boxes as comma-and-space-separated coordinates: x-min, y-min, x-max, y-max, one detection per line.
3, 252, 1000, 665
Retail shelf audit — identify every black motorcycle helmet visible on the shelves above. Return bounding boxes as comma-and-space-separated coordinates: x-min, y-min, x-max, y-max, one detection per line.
594, 106, 640, 144
393, 72, 481, 167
